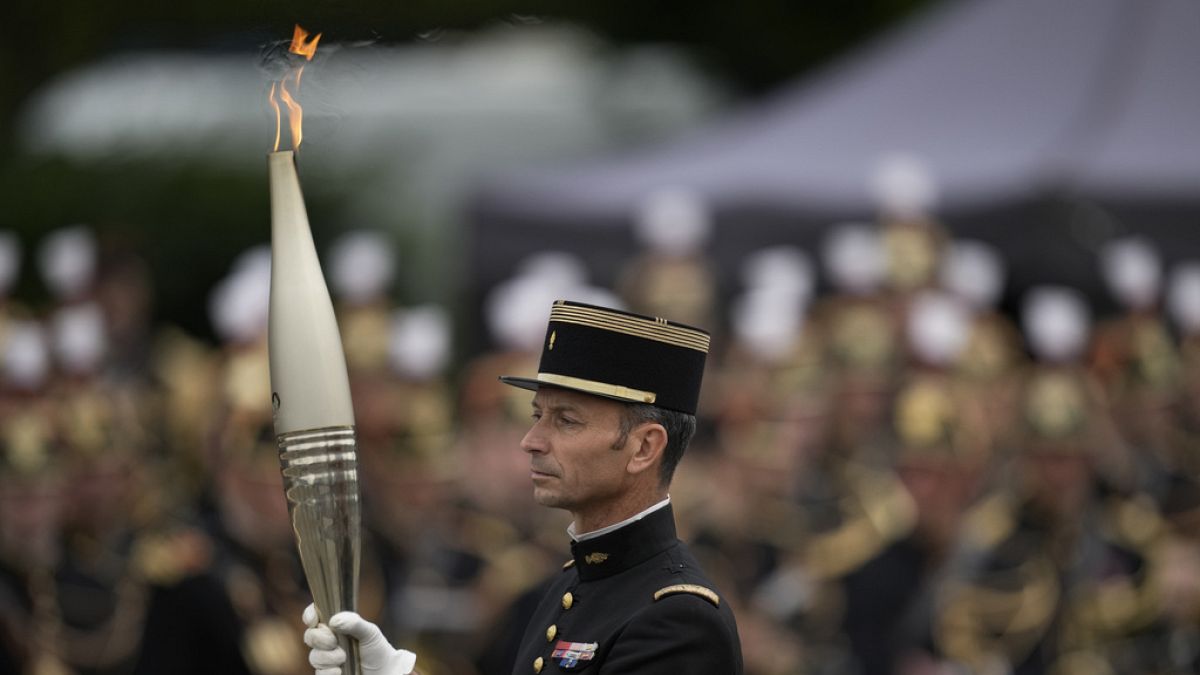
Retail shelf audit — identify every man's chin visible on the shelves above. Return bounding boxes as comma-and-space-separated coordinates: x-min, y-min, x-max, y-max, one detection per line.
532, 488, 568, 509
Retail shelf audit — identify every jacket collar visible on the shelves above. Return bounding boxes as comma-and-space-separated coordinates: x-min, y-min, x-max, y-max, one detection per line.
569, 503, 678, 581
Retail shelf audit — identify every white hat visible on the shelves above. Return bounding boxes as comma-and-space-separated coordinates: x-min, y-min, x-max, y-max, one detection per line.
1099, 236, 1161, 310
1022, 286, 1091, 363
329, 230, 395, 304
389, 304, 451, 380
906, 290, 970, 368
940, 240, 1005, 309
38, 225, 97, 300
870, 154, 938, 220
3, 320, 50, 390
487, 250, 609, 351
741, 246, 815, 304
822, 222, 884, 294
731, 286, 805, 364
633, 186, 712, 256
1166, 262, 1200, 334
52, 302, 108, 376
209, 246, 271, 344
515, 250, 589, 288
485, 276, 559, 352
231, 245, 272, 280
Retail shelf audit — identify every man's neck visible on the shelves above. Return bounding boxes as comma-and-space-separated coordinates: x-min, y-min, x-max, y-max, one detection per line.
570, 495, 670, 541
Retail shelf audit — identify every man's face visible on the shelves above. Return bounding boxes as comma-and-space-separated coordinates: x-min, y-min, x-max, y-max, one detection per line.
521, 387, 633, 514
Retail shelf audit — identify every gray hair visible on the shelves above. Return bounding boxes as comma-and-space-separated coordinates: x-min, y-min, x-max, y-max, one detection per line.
612, 403, 697, 486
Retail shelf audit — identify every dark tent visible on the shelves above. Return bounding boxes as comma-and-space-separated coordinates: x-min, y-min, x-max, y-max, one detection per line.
467, 0, 1200, 312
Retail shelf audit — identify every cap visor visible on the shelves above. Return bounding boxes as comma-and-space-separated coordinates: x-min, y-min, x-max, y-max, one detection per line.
498, 375, 541, 393
498, 374, 655, 405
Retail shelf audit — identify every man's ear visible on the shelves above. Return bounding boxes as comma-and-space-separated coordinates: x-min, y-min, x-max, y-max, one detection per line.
626, 423, 667, 477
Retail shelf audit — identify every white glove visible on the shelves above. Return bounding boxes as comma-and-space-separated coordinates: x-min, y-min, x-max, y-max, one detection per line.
303, 604, 417, 675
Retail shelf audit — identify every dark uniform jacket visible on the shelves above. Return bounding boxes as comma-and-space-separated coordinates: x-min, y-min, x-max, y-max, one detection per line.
510, 504, 742, 674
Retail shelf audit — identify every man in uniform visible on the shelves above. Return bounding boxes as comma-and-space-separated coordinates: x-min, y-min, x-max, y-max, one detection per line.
303, 300, 743, 674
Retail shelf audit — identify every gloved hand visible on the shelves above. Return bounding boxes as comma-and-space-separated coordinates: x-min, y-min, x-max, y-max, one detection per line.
303, 604, 417, 675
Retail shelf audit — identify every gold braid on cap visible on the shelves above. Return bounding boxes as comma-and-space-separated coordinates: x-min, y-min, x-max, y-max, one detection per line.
550, 304, 710, 353
535, 373, 657, 404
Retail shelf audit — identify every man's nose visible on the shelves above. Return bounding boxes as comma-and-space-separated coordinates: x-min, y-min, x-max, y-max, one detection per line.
520, 420, 546, 454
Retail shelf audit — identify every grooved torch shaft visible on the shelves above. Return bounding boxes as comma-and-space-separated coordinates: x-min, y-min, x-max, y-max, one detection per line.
278, 426, 362, 675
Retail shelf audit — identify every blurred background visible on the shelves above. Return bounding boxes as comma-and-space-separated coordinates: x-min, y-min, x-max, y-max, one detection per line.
2, 0, 1200, 673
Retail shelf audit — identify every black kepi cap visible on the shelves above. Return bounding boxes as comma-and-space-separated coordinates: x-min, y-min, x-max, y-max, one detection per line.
499, 300, 711, 415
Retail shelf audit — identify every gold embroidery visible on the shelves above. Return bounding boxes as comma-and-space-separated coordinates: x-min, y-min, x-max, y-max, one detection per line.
549, 305, 710, 353
535, 373, 656, 404
653, 584, 720, 607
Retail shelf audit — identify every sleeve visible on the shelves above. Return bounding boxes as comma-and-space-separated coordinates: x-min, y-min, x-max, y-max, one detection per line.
598, 594, 740, 675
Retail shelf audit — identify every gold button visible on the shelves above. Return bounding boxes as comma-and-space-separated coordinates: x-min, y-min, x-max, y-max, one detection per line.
534, 656, 544, 673
546, 624, 557, 642
562, 592, 574, 610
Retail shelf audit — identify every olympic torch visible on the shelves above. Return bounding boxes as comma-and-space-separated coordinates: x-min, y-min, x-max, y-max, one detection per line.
266, 25, 362, 675
268, 149, 362, 675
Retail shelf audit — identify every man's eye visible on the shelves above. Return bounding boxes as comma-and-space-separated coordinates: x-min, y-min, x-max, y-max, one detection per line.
559, 417, 579, 426
530, 411, 542, 421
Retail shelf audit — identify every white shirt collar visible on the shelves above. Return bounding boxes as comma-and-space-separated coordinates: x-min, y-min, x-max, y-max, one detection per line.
568, 496, 671, 542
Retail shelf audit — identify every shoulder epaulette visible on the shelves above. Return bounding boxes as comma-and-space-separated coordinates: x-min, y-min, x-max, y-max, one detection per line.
562, 559, 576, 570
653, 584, 720, 607
803, 464, 917, 580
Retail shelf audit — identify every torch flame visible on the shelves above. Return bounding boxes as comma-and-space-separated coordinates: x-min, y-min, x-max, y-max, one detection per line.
289, 25, 322, 61
279, 77, 304, 150
269, 24, 322, 152
269, 82, 282, 152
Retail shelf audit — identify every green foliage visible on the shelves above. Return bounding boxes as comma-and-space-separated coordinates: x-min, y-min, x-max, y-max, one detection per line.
0, 155, 340, 338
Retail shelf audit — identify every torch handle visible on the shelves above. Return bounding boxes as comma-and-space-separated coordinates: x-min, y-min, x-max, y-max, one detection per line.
276, 426, 363, 675
342, 635, 361, 675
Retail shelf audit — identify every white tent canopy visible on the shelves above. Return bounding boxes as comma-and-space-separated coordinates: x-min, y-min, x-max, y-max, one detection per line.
470, 0, 1200, 299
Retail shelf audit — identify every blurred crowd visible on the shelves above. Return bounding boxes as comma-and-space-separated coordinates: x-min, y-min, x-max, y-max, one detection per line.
2, 171, 1200, 675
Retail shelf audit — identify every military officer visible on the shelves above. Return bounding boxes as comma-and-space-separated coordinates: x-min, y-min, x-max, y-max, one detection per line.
303, 300, 743, 674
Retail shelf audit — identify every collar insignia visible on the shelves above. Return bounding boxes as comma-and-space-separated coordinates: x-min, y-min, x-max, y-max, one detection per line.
584, 552, 609, 565
552, 640, 597, 667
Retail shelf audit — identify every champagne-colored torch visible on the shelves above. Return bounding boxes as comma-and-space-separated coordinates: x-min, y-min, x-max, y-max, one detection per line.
268, 149, 362, 675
